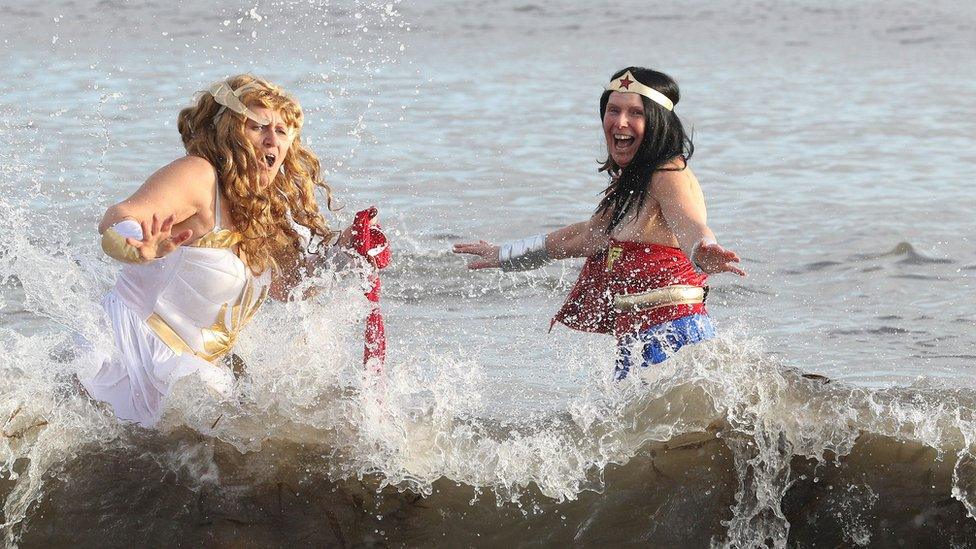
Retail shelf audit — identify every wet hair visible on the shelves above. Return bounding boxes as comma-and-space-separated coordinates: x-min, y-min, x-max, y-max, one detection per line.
595, 67, 694, 234
177, 74, 337, 274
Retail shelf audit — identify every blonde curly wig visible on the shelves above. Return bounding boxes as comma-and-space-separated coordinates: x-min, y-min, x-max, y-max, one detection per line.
177, 74, 337, 274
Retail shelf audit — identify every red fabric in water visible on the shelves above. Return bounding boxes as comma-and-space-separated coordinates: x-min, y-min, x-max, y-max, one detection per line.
551, 239, 707, 337
351, 207, 390, 371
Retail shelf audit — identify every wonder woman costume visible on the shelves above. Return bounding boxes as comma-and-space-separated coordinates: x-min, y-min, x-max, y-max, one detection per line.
494, 72, 715, 379
551, 239, 713, 380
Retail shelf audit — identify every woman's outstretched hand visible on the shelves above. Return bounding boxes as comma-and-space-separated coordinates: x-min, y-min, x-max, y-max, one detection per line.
126, 214, 193, 261
452, 240, 501, 270
693, 240, 746, 277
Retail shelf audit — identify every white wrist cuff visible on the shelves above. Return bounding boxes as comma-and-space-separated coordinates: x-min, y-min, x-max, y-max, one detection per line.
113, 219, 143, 240
498, 234, 551, 272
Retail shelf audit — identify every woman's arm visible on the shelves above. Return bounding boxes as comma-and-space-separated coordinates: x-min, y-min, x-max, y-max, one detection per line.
98, 156, 214, 262
652, 167, 745, 276
267, 220, 370, 302
452, 210, 610, 270
98, 156, 213, 234
546, 212, 610, 259
268, 250, 303, 302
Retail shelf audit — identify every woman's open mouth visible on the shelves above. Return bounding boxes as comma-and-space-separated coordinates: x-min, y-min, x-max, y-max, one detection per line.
613, 133, 635, 152
264, 154, 277, 168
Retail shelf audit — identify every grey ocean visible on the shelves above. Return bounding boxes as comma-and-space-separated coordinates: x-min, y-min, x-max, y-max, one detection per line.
1, 0, 975, 546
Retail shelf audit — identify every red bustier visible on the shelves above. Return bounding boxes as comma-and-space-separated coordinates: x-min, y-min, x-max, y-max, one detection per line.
551, 239, 707, 337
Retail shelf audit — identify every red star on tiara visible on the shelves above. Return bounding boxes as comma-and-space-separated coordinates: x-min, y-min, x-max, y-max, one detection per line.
605, 71, 674, 111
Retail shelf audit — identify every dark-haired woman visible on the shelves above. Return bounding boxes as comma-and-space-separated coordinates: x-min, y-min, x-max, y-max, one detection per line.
453, 67, 744, 380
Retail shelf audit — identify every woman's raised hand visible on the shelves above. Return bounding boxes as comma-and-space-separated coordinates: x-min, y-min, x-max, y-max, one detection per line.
336, 212, 378, 250
692, 240, 746, 277
452, 240, 501, 270
125, 214, 193, 261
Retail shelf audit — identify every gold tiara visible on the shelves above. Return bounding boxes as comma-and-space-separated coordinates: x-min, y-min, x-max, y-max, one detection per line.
207, 81, 271, 126
605, 71, 674, 111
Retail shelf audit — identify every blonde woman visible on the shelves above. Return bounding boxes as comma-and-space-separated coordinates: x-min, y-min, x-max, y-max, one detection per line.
87, 75, 376, 426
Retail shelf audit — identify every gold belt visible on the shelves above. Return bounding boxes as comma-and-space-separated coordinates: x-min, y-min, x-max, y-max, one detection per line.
613, 284, 707, 312
145, 313, 208, 360
143, 278, 268, 363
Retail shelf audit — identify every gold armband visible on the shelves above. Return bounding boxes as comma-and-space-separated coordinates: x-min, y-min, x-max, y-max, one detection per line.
101, 220, 149, 264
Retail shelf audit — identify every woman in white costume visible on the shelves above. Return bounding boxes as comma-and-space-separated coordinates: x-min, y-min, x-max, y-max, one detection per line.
87, 74, 365, 427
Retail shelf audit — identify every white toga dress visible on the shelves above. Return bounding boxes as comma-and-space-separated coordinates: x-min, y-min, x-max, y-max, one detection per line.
83, 189, 270, 426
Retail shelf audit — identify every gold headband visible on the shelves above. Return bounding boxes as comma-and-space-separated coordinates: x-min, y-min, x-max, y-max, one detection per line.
208, 81, 271, 126
605, 71, 674, 111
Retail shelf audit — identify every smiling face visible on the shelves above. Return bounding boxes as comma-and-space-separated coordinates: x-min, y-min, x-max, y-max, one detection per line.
602, 91, 646, 168
243, 104, 295, 183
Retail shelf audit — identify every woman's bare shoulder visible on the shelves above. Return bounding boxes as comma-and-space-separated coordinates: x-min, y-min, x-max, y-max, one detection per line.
141, 156, 216, 199
154, 155, 216, 182
659, 156, 693, 173
651, 159, 696, 186
122, 156, 217, 211
100, 156, 217, 231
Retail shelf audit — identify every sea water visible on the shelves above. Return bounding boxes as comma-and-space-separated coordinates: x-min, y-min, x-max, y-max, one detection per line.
1, 0, 975, 546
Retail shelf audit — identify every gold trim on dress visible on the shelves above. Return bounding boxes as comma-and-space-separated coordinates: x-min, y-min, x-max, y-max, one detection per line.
146, 279, 269, 363
144, 228, 268, 362
613, 284, 706, 312
192, 229, 243, 250
146, 313, 195, 355
198, 278, 268, 361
